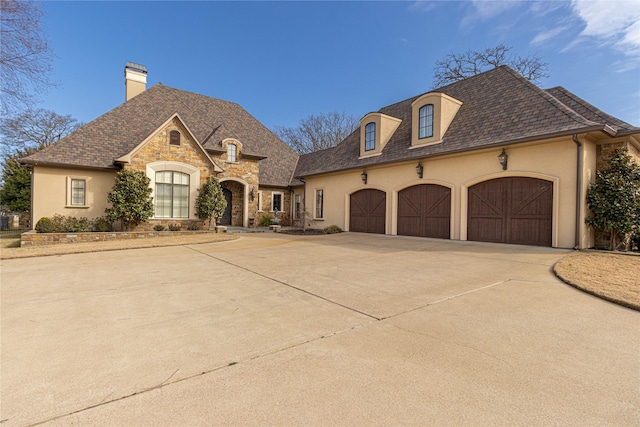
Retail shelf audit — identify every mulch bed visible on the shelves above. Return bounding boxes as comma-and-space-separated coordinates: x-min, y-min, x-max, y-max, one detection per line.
279, 229, 324, 235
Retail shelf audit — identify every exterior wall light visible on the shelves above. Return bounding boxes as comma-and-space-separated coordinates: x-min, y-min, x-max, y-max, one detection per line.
498, 148, 508, 170
416, 162, 424, 179
250, 186, 256, 201
361, 170, 368, 184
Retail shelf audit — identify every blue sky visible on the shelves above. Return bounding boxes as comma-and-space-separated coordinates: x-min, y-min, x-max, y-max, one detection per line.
39, 1, 640, 130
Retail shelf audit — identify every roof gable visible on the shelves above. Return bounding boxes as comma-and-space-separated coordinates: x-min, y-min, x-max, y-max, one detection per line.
22, 83, 298, 186
295, 66, 639, 178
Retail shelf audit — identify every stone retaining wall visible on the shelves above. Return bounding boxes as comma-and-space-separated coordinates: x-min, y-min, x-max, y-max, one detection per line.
20, 230, 216, 247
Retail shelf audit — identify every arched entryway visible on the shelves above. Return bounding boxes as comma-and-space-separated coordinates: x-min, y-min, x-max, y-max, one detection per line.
397, 184, 451, 239
467, 177, 553, 246
349, 189, 386, 234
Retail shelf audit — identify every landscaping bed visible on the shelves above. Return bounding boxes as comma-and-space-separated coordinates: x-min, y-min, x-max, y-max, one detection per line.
554, 251, 640, 311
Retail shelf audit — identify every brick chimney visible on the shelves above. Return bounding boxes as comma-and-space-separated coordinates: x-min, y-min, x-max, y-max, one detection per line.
124, 62, 147, 101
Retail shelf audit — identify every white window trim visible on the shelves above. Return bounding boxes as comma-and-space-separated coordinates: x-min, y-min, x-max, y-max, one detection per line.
314, 188, 324, 220
271, 191, 284, 213
146, 161, 200, 220
257, 191, 264, 212
65, 176, 90, 208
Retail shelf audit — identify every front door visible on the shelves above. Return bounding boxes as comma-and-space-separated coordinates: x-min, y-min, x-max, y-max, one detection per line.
220, 188, 232, 226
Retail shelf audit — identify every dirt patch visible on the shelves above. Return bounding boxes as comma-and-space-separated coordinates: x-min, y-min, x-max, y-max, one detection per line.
554, 252, 640, 311
0, 233, 239, 260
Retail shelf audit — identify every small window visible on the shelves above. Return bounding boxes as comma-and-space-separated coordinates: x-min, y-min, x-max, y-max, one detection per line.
169, 130, 181, 146
227, 144, 237, 162
71, 179, 86, 206
419, 104, 434, 139
315, 189, 324, 219
294, 194, 302, 219
365, 122, 376, 151
272, 192, 282, 212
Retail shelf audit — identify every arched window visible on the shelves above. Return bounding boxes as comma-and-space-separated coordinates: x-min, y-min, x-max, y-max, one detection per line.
169, 130, 181, 146
419, 104, 434, 139
365, 122, 376, 151
227, 143, 237, 162
155, 171, 189, 218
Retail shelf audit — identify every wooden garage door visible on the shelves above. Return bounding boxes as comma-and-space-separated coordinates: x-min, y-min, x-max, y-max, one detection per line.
468, 177, 552, 246
398, 184, 451, 239
350, 189, 386, 234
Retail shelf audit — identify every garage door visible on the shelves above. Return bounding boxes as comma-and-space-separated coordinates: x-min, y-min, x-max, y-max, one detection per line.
350, 189, 386, 234
398, 184, 451, 239
468, 177, 552, 246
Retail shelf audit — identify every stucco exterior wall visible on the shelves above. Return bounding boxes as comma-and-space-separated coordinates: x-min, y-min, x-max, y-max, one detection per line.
31, 166, 117, 226
302, 137, 584, 248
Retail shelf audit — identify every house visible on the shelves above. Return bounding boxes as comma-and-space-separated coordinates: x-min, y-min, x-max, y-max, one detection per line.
22, 64, 639, 248
22, 63, 300, 230
292, 66, 639, 249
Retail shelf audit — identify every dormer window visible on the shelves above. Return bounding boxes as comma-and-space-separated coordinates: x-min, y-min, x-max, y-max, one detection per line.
419, 104, 434, 139
365, 123, 376, 151
227, 143, 237, 162
169, 130, 181, 145
411, 92, 462, 148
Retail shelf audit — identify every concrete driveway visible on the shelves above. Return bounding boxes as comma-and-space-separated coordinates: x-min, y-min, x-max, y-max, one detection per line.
1, 233, 638, 426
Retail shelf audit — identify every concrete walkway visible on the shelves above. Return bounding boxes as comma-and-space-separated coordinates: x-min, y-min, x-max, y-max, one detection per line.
1, 233, 638, 426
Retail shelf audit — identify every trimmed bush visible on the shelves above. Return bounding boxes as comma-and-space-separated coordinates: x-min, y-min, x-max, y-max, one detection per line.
187, 223, 201, 231
93, 216, 113, 232
323, 225, 343, 234
168, 224, 181, 231
35, 217, 54, 233
259, 214, 274, 227
153, 224, 166, 231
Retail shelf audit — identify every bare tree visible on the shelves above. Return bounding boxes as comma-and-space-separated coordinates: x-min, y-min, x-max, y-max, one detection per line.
1, 0, 54, 115
1, 108, 81, 155
274, 111, 358, 154
433, 43, 549, 88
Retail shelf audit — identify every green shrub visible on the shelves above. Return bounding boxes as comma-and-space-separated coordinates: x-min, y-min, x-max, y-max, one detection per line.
187, 223, 201, 231
92, 216, 113, 232
323, 225, 343, 234
50, 214, 92, 232
153, 224, 166, 231
168, 224, 181, 231
259, 214, 274, 227
35, 217, 54, 233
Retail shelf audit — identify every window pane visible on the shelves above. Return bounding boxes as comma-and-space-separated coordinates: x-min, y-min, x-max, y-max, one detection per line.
419, 104, 434, 139
365, 123, 375, 151
156, 171, 172, 183
227, 144, 237, 162
172, 184, 189, 218
71, 179, 86, 205
173, 172, 189, 185
315, 189, 323, 218
155, 182, 172, 217
273, 193, 282, 211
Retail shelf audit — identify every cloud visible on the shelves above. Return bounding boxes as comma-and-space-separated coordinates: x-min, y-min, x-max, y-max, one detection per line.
408, 1, 439, 13
531, 25, 571, 45
571, 0, 640, 57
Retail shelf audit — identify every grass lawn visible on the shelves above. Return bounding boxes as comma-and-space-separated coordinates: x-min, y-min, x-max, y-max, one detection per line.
554, 252, 640, 311
0, 233, 238, 260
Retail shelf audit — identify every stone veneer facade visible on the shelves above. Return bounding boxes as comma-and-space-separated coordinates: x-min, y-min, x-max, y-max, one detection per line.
119, 121, 294, 229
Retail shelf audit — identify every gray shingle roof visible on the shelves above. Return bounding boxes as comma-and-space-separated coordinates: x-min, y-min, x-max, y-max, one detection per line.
22, 84, 299, 187
295, 66, 639, 178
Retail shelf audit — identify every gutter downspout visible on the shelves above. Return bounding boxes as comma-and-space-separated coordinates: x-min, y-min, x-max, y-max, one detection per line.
572, 134, 583, 250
